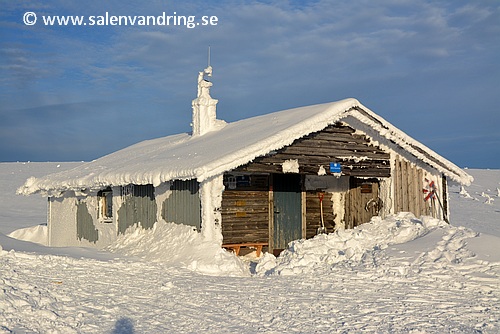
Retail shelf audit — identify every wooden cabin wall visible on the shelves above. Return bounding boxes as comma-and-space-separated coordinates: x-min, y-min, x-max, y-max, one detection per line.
305, 191, 335, 238
304, 175, 349, 231
221, 174, 270, 244
344, 178, 380, 229
393, 156, 432, 218
223, 123, 392, 245
234, 123, 391, 177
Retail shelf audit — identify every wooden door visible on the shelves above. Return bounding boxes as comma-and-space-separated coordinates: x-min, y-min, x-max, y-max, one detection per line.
344, 178, 381, 229
273, 174, 302, 250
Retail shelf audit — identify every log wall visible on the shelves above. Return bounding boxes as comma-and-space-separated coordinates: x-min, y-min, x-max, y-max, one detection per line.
344, 178, 380, 229
305, 191, 336, 238
234, 123, 391, 177
221, 123, 394, 245
221, 175, 270, 244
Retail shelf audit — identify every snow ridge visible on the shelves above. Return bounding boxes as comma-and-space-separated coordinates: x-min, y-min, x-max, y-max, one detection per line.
256, 213, 445, 276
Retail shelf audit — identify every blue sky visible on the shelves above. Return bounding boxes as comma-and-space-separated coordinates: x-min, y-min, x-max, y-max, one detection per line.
1, 0, 499, 168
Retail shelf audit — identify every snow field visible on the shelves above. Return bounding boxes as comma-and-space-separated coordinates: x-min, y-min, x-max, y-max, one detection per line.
1, 163, 499, 333
2, 212, 499, 333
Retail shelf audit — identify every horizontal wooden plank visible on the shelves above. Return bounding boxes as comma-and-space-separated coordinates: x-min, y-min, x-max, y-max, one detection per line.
222, 237, 269, 244
221, 208, 268, 214
221, 208, 269, 214
299, 133, 366, 143
223, 229, 269, 235
256, 154, 391, 167
347, 169, 391, 177
234, 164, 282, 173
221, 202, 269, 208
234, 122, 391, 176
222, 221, 269, 227
257, 153, 390, 164
236, 164, 391, 177
221, 200, 266, 206
316, 124, 355, 134
221, 217, 269, 223
223, 231, 269, 238
277, 147, 389, 159
222, 219, 269, 225
222, 231, 268, 237
222, 191, 269, 197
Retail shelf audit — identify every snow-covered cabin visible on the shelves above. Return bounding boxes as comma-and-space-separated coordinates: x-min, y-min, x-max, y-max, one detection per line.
18, 66, 473, 254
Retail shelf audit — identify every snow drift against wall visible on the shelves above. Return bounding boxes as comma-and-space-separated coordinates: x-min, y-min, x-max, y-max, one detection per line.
7, 225, 47, 246
105, 221, 248, 276
256, 212, 445, 276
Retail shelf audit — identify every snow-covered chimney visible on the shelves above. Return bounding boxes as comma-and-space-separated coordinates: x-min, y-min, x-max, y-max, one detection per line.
191, 66, 218, 136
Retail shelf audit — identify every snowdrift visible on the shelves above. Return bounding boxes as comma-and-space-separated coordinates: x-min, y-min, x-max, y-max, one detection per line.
75, 212, 453, 278
105, 221, 249, 277
4, 212, 489, 279
7, 224, 48, 246
256, 212, 447, 276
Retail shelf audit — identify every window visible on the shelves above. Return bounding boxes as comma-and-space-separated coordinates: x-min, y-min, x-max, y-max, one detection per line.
97, 187, 113, 222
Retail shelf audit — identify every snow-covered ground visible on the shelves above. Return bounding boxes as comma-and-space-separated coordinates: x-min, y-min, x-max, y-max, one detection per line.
1, 162, 499, 333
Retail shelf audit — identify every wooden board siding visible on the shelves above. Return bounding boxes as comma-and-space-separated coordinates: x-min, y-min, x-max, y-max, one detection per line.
118, 184, 157, 234
221, 175, 270, 244
394, 157, 431, 218
221, 190, 269, 244
221, 123, 392, 246
344, 178, 380, 229
305, 191, 336, 238
234, 123, 391, 177
76, 201, 98, 243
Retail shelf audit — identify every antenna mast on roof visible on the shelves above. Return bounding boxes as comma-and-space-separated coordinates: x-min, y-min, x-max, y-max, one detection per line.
208, 45, 211, 67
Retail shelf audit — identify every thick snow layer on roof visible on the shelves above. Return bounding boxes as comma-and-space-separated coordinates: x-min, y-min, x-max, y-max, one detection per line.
18, 98, 471, 196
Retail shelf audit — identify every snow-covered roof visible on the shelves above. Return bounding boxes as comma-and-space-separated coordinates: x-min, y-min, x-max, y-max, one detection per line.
18, 98, 472, 196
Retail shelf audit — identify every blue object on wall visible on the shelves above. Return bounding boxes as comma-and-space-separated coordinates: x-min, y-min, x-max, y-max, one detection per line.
330, 162, 342, 173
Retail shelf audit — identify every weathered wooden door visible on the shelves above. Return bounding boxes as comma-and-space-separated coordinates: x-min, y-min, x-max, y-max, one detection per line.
273, 174, 302, 250
344, 178, 380, 229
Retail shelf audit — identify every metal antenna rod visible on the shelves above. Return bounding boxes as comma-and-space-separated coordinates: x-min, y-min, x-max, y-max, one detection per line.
208, 45, 211, 67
